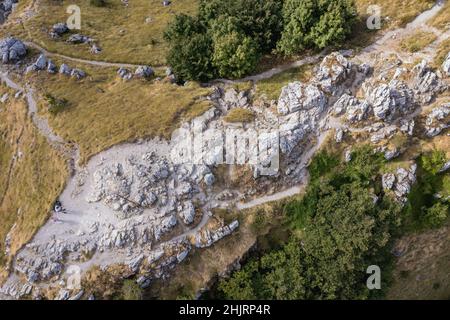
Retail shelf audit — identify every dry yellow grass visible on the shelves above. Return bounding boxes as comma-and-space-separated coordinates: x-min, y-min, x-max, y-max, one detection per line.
28, 62, 212, 164
430, 0, 450, 30
224, 108, 255, 123
355, 0, 435, 28
10, 0, 199, 65
400, 31, 438, 53
0, 91, 68, 280
387, 223, 450, 300
434, 38, 450, 69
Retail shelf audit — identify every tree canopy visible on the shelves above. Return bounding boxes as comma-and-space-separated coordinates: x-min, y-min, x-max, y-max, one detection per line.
219, 147, 402, 300
164, 0, 357, 81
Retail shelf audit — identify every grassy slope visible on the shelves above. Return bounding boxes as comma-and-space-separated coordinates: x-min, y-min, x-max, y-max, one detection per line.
0, 90, 68, 281
430, 0, 450, 30
29, 63, 211, 164
10, 0, 199, 65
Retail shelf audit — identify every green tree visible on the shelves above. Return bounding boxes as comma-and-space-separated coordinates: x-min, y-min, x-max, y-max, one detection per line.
164, 14, 204, 42
219, 147, 401, 300
166, 33, 216, 82
212, 32, 260, 78
277, 0, 356, 55
121, 280, 143, 300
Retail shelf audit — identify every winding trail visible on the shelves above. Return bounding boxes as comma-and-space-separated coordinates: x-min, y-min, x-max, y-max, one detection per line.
24, 41, 144, 69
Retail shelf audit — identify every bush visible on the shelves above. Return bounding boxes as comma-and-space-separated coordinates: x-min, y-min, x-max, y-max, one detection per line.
166, 33, 216, 82
424, 202, 449, 228
121, 280, 143, 300
212, 32, 260, 78
44, 94, 68, 115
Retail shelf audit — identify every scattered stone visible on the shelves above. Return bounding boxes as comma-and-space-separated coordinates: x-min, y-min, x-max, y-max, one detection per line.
117, 67, 132, 80
400, 119, 415, 136
70, 68, 86, 80
194, 220, 239, 248
344, 149, 352, 162
67, 34, 92, 44
34, 54, 47, 70
0, 93, 9, 103
335, 128, 344, 143
59, 63, 72, 75
90, 43, 102, 54
135, 65, 154, 79
47, 59, 57, 73
439, 161, 450, 173
50, 23, 69, 38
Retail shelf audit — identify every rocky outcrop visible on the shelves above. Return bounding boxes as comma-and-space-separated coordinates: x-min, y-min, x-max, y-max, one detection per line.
413, 60, 446, 104
194, 220, 239, 248
277, 82, 326, 115
218, 88, 249, 110
314, 52, 353, 94
382, 164, 417, 203
366, 80, 414, 121
425, 104, 450, 137
0, 37, 26, 63
332, 93, 370, 123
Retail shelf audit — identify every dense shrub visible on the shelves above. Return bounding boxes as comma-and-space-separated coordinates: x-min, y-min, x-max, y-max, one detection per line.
165, 0, 355, 81
90, 0, 107, 7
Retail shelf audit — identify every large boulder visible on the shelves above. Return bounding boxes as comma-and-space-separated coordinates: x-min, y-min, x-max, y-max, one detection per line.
0, 37, 26, 64
277, 82, 326, 115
